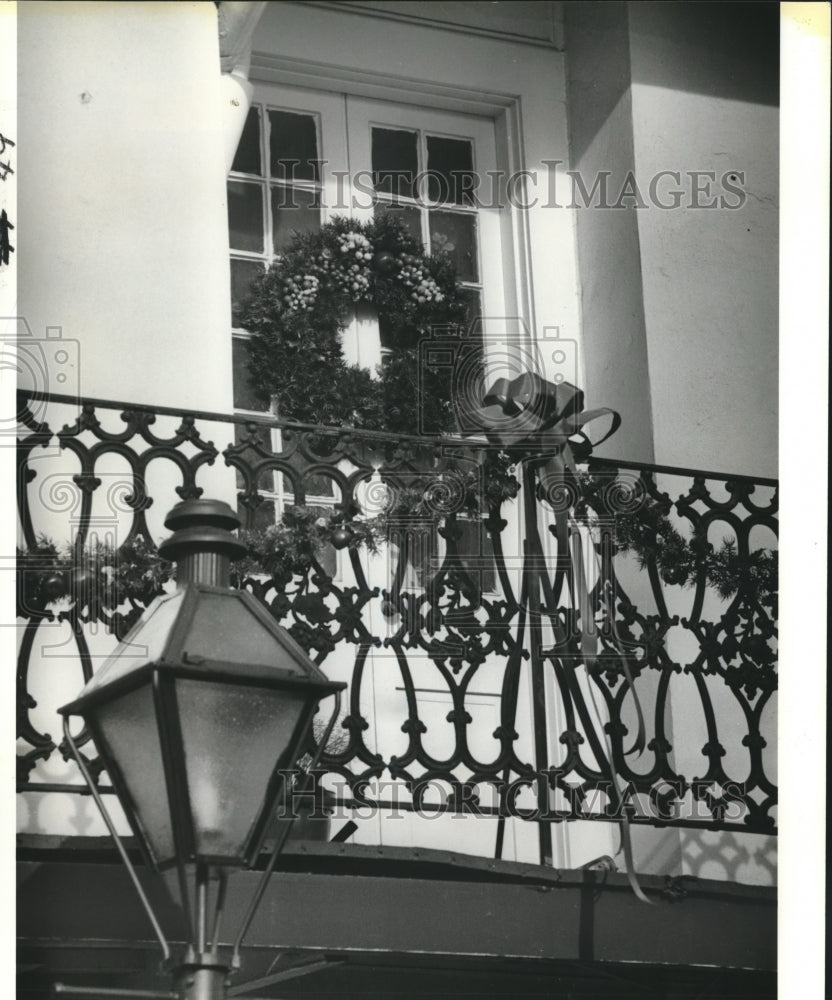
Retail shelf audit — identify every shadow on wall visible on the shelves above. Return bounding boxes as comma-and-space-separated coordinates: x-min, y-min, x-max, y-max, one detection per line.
627, 1, 780, 106
564, 0, 780, 165
681, 829, 777, 886
563, 1, 633, 167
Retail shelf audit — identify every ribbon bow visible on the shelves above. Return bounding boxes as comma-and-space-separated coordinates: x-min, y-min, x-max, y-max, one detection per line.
473, 371, 620, 462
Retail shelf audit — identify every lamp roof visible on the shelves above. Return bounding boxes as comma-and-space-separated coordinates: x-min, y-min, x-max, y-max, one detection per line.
59, 583, 341, 716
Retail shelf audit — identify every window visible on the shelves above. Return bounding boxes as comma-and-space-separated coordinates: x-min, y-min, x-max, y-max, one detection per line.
229, 88, 348, 406
228, 85, 507, 400
228, 88, 348, 566
344, 96, 507, 370
227, 86, 507, 584
361, 119, 483, 356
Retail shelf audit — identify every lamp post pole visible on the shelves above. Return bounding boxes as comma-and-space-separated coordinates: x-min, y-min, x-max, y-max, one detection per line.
57, 499, 345, 1000
173, 960, 229, 1000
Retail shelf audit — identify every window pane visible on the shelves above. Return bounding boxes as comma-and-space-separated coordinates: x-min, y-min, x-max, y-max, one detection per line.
460, 288, 483, 335
228, 180, 264, 253
232, 337, 268, 412
232, 106, 262, 176
308, 474, 336, 498
230, 258, 264, 327
269, 110, 319, 183
375, 201, 422, 244
272, 186, 321, 252
281, 472, 336, 498
429, 211, 478, 282
372, 127, 418, 200
427, 136, 475, 206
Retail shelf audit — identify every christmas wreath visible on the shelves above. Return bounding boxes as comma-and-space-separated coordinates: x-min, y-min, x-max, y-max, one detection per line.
239, 214, 470, 434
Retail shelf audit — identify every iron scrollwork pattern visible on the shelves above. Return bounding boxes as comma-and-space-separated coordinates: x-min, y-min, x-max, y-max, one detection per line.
16, 391, 777, 861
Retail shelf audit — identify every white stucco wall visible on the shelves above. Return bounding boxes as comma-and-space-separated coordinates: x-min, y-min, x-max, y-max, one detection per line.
626, 3, 779, 886
565, 2, 778, 478
17, 1, 235, 412
628, 3, 778, 478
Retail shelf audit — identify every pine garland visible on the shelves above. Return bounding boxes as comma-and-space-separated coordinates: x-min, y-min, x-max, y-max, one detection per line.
19, 466, 774, 621
16, 452, 519, 616
574, 473, 777, 609
17, 536, 172, 617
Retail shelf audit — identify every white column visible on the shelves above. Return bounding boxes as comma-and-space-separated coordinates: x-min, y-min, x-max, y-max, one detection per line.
17, 1, 235, 412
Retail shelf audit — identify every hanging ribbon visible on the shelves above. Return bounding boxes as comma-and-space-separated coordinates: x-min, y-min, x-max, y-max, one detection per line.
473, 373, 619, 614
466, 372, 652, 902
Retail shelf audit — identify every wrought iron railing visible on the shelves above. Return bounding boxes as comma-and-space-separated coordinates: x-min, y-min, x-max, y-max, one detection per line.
16, 390, 777, 865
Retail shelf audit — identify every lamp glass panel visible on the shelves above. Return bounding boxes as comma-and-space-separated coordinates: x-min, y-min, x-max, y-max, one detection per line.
176, 679, 309, 860
84, 592, 183, 694
186, 594, 307, 673
93, 683, 175, 865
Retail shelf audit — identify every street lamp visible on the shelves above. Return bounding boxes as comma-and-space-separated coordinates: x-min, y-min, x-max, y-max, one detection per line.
58, 499, 345, 1000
